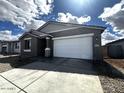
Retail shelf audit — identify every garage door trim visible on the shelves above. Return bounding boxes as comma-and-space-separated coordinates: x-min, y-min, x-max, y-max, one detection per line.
53, 34, 93, 60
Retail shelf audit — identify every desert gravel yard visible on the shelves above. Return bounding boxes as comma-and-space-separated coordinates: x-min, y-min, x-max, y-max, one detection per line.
95, 59, 124, 93
0, 63, 13, 73
0, 55, 18, 73
0, 54, 35, 73
99, 75, 124, 93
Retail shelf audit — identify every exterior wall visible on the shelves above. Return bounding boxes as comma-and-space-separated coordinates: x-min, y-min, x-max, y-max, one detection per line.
1, 43, 8, 54
93, 34, 103, 62
102, 46, 109, 58
111, 41, 124, 54
7, 43, 11, 53
50, 27, 103, 62
50, 38, 53, 57
106, 41, 124, 58
8, 42, 20, 54
0, 42, 1, 53
13, 42, 20, 53
0, 41, 20, 54
9, 42, 13, 53
20, 34, 38, 58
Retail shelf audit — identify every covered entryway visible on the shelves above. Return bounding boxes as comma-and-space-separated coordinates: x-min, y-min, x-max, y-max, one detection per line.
53, 34, 93, 60
37, 38, 46, 57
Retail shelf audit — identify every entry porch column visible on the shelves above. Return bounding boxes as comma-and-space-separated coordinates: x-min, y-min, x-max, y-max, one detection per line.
45, 36, 51, 57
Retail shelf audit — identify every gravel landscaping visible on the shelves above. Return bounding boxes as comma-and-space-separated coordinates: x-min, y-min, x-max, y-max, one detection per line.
0, 55, 18, 73
95, 62, 124, 93
0, 54, 35, 73
99, 75, 124, 93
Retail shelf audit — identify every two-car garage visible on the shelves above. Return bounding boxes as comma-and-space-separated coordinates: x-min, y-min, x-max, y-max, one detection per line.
20, 21, 104, 62
53, 34, 94, 60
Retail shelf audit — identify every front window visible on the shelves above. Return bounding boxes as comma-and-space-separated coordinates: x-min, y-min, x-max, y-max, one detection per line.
24, 39, 31, 49
15, 43, 19, 49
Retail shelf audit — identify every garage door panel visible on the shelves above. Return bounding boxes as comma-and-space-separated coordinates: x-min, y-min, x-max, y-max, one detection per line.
54, 36, 93, 59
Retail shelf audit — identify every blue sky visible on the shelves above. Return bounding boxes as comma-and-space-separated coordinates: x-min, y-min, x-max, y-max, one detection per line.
0, 0, 123, 44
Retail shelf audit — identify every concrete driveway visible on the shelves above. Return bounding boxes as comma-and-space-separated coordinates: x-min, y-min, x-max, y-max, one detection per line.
0, 58, 103, 93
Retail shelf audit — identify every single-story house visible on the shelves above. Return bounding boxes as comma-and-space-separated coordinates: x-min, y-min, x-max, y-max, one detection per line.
0, 40, 20, 54
19, 21, 106, 63
103, 39, 124, 59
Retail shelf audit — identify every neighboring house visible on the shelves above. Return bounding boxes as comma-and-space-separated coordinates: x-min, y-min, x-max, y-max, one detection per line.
0, 41, 2, 53
19, 21, 105, 63
0, 40, 20, 54
103, 39, 124, 59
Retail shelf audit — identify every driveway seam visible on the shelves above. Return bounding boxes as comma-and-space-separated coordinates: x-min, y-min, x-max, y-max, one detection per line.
0, 75, 28, 93
18, 59, 67, 93
17, 70, 50, 93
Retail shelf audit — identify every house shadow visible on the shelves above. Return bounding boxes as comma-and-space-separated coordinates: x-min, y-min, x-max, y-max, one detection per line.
0, 55, 123, 79
21, 58, 97, 75
17, 57, 124, 79
0, 55, 19, 63
94, 62, 124, 79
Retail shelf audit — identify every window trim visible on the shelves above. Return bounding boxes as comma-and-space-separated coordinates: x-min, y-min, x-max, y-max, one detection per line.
24, 37, 32, 40
14, 43, 19, 49
24, 49, 31, 52
24, 38, 31, 52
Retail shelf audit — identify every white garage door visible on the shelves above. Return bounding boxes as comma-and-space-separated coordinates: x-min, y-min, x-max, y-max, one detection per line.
53, 34, 93, 59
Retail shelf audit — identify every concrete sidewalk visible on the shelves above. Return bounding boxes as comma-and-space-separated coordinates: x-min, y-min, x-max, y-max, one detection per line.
0, 58, 103, 93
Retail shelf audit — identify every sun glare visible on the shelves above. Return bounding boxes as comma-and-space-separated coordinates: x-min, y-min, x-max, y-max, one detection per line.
68, 0, 93, 10
71, 0, 84, 5
71, 0, 92, 5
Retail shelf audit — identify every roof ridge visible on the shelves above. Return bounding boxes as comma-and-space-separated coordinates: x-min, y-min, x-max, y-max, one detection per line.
47, 21, 106, 28
36, 21, 106, 32
106, 38, 124, 45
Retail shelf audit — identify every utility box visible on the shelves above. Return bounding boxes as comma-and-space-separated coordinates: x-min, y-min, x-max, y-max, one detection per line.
45, 48, 51, 57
